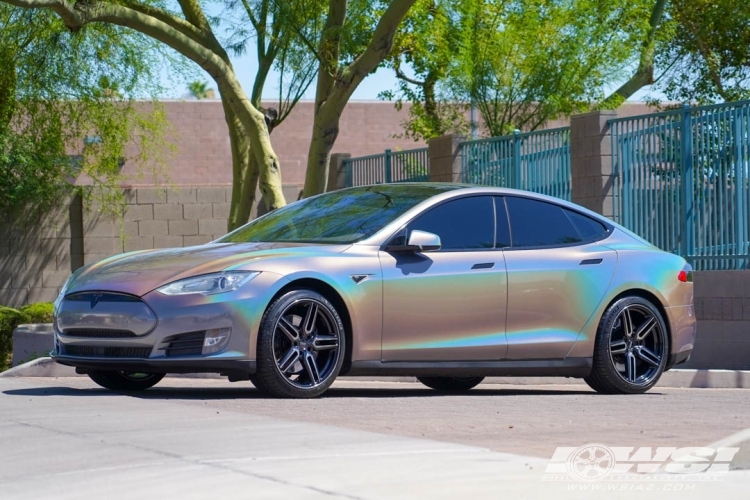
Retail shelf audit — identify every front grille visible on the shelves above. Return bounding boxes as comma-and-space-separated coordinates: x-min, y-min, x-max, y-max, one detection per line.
161, 331, 206, 357
63, 345, 151, 358
65, 292, 140, 303
62, 329, 137, 338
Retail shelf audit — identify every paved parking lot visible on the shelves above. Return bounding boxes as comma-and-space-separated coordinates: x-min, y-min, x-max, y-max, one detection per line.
1, 376, 748, 499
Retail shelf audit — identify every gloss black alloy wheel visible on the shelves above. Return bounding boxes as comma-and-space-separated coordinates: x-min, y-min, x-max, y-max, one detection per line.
252, 289, 345, 398
585, 296, 668, 394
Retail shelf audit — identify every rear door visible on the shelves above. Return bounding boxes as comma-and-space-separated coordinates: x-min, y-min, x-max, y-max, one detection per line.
501, 196, 617, 360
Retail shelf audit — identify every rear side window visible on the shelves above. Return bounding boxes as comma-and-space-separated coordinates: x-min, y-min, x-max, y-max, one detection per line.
505, 197, 581, 247
408, 196, 495, 251
564, 209, 608, 240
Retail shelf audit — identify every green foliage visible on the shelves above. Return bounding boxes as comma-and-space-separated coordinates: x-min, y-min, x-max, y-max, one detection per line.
187, 80, 215, 99
0, 5, 180, 219
654, 0, 750, 104
19, 302, 54, 323
0, 302, 55, 371
0, 306, 26, 371
384, 0, 654, 139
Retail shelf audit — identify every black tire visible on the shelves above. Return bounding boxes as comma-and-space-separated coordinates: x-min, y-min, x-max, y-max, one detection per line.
252, 289, 346, 398
585, 296, 669, 394
88, 371, 165, 391
417, 376, 484, 392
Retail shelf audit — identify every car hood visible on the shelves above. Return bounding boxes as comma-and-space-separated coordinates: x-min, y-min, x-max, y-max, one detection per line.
67, 242, 349, 296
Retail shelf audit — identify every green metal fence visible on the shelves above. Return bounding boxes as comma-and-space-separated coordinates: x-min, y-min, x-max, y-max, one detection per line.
344, 147, 430, 187
610, 101, 750, 270
459, 127, 571, 200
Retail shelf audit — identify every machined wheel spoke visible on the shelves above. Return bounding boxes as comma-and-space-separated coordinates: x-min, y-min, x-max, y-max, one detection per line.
302, 303, 319, 337
635, 316, 656, 342
278, 347, 301, 373
312, 335, 339, 351
610, 339, 627, 355
302, 352, 321, 385
278, 317, 300, 342
625, 351, 637, 382
635, 346, 661, 367
622, 308, 635, 338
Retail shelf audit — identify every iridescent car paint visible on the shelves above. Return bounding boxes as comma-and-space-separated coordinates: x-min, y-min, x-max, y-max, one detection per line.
51, 184, 696, 397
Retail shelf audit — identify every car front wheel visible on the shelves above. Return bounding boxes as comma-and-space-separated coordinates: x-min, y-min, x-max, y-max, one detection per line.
252, 289, 345, 398
88, 371, 165, 391
585, 296, 669, 394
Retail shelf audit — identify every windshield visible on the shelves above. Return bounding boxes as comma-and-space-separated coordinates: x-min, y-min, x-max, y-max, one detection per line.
217, 184, 459, 244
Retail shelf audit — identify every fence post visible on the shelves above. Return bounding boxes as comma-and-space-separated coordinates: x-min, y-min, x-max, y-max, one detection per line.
512, 130, 522, 190
428, 134, 466, 183
733, 114, 748, 262
680, 104, 694, 260
384, 149, 392, 184
328, 153, 352, 191
570, 110, 618, 217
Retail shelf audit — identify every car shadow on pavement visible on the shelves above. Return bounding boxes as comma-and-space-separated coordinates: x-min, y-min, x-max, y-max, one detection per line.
2, 385, 652, 399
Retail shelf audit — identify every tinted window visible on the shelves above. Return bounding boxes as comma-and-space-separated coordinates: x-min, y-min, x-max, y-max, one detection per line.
218, 185, 459, 244
506, 197, 582, 247
494, 197, 511, 248
564, 209, 607, 240
408, 196, 494, 251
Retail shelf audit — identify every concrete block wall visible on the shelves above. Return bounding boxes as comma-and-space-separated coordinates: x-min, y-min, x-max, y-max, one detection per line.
0, 197, 82, 306
82, 186, 233, 265
684, 271, 750, 370
1, 184, 301, 308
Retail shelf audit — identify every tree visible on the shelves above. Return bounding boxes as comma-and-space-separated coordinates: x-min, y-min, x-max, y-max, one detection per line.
655, 0, 750, 103
379, 0, 467, 142
221, 0, 323, 229
187, 80, 215, 99
3, 0, 290, 221
0, 5, 175, 218
302, 0, 416, 197
383, 1, 652, 139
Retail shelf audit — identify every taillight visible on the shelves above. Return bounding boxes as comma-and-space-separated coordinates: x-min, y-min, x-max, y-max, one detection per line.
678, 265, 693, 283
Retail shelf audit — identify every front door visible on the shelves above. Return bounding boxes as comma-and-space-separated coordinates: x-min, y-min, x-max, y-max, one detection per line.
380, 196, 508, 361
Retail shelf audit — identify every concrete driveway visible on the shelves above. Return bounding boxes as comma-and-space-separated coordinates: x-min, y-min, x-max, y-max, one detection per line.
1, 377, 748, 499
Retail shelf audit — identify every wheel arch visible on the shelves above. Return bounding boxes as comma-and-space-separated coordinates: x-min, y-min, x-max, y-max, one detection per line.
603, 288, 672, 352
267, 278, 354, 376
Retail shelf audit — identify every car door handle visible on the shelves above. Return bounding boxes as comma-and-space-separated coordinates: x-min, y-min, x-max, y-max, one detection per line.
580, 258, 603, 265
471, 262, 494, 270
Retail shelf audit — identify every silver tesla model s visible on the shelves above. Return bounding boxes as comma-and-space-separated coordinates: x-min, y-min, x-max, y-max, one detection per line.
52, 184, 695, 398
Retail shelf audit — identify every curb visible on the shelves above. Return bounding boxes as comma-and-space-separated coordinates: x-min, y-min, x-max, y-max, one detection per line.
2, 358, 750, 388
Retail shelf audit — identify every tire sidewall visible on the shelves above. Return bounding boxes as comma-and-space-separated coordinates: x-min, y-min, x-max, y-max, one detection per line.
593, 296, 669, 394
255, 289, 346, 398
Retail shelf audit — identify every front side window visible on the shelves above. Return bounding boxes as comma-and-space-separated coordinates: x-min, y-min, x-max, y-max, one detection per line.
407, 196, 495, 251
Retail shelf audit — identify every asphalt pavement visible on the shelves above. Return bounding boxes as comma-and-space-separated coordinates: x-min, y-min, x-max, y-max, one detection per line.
1, 376, 748, 499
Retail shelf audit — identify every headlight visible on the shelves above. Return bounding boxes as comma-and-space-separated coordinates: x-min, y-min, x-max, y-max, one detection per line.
157, 271, 259, 296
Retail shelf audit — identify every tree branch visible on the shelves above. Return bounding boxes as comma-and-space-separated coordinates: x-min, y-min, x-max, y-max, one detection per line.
394, 65, 425, 87
332, 0, 416, 108
314, 0, 346, 111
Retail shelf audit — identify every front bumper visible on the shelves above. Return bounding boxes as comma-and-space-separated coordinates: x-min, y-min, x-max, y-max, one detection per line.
52, 354, 256, 380
52, 271, 286, 376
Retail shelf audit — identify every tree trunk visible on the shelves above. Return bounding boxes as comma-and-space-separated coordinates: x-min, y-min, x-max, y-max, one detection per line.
599, 0, 667, 109
223, 97, 260, 231
303, 106, 340, 197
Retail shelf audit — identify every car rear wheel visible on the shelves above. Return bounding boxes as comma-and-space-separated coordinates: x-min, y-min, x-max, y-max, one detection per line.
252, 289, 345, 398
585, 296, 669, 394
88, 371, 165, 391
417, 376, 484, 392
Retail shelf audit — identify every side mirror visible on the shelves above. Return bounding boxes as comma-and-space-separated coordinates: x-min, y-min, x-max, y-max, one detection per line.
386, 230, 442, 253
